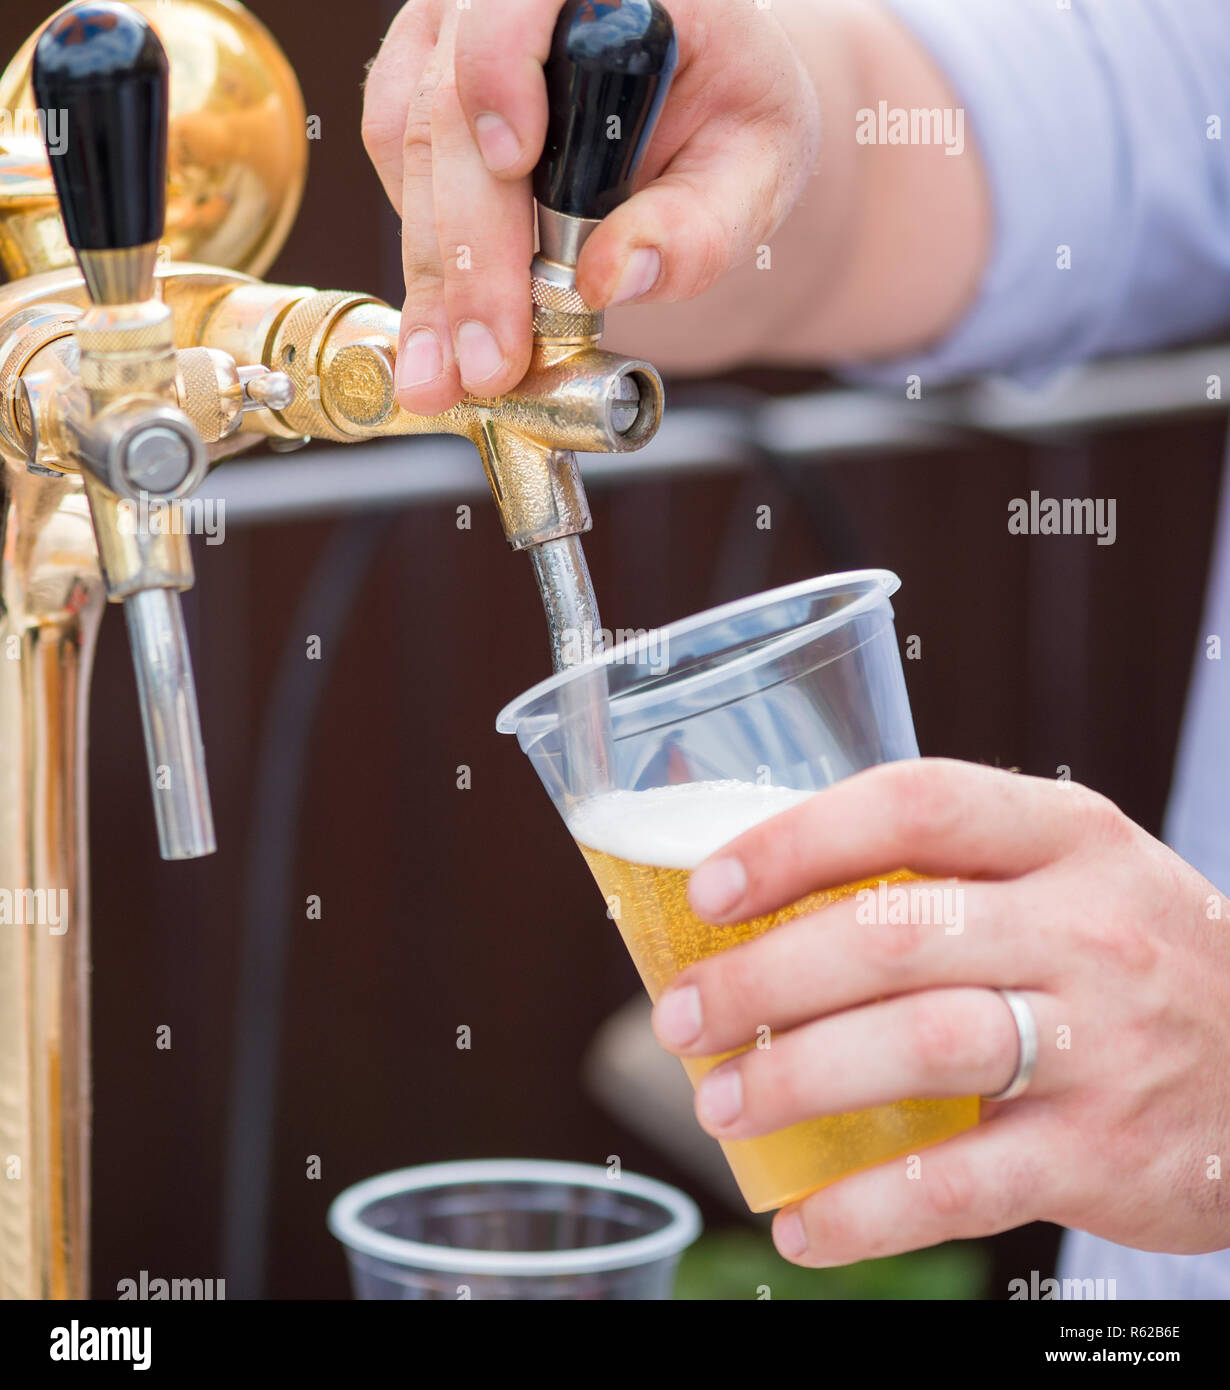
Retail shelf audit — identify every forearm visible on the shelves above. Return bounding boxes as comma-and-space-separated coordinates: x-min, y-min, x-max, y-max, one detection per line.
606, 0, 991, 374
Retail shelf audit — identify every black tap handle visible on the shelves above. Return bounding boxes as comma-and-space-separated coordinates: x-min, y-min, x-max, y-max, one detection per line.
32, 1, 168, 252
534, 0, 678, 221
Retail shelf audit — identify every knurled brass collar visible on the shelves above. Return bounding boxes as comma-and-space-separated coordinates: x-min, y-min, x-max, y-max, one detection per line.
533, 307, 606, 340
530, 277, 592, 316
76, 300, 177, 398
175, 347, 244, 445
531, 274, 604, 341
271, 290, 382, 442
74, 298, 174, 346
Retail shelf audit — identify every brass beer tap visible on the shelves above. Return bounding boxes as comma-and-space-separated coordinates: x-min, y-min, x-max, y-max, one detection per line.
30, 5, 221, 863
0, 0, 673, 1298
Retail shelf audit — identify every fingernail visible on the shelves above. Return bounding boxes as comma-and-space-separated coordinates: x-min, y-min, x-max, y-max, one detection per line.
689, 857, 746, 920
474, 113, 520, 173
456, 320, 504, 387
697, 1067, 743, 1128
610, 247, 662, 305
775, 1210, 808, 1260
655, 985, 702, 1048
396, 327, 443, 391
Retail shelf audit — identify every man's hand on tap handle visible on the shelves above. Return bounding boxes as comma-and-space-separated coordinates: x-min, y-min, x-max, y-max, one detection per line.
361, 0, 821, 415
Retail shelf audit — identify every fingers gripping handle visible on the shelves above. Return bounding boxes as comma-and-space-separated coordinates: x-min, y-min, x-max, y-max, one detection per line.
533, 0, 678, 223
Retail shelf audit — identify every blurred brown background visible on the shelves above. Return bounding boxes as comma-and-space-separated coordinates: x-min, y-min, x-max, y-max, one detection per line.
3, 0, 1225, 1298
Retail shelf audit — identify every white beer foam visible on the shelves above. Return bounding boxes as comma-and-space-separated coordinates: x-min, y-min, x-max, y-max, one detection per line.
567, 780, 814, 870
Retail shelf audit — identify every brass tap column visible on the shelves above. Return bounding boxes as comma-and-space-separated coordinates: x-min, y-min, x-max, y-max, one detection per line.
0, 0, 299, 1299
0, 0, 675, 1299
519, 0, 677, 672
31, 4, 219, 861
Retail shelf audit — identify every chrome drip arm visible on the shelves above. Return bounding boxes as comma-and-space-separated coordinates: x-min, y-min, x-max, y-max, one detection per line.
123, 588, 214, 859
530, 532, 605, 671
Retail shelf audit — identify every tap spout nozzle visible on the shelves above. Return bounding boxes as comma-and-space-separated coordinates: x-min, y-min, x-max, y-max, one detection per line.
123, 587, 216, 860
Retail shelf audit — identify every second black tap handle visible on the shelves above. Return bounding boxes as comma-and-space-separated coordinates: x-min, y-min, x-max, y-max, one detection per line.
32, 1, 168, 253
534, 0, 678, 222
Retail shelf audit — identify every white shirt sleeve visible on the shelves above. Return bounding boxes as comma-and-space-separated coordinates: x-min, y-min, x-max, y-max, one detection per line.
853, 0, 1230, 380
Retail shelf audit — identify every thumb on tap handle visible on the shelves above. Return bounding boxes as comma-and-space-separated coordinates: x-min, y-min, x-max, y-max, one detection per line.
534, 0, 679, 222
32, 1, 168, 261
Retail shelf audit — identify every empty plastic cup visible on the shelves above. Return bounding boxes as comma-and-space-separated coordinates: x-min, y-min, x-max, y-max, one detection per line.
327, 1159, 702, 1300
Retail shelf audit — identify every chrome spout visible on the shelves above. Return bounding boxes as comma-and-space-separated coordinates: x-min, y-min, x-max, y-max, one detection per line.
123, 588, 216, 860
530, 532, 605, 671
530, 534, 614, 800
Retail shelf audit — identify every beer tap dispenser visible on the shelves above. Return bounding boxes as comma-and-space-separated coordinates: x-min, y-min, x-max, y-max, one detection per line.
0, 0, 673, 1298
520, 0, 678, 671
31, 7, 218, 859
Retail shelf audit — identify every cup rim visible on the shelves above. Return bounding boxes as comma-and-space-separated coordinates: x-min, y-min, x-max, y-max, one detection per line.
327, 1159, 703, 1277
495, 567, 900, 734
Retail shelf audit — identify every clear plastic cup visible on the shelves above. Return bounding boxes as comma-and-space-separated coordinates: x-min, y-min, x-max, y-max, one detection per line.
497, 570, 980, 1213
327, 1159, 701, 1300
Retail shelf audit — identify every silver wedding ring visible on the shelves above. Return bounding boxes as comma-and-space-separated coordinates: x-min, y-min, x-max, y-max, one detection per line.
982, 988, 1038, 1102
